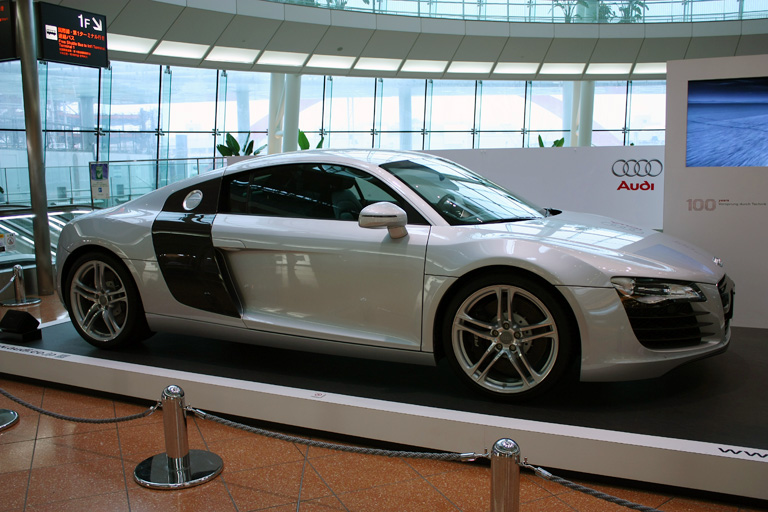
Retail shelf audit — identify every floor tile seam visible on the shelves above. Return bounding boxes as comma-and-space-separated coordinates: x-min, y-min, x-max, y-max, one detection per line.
0, 437, 37, 449
303, 458, 353, 510
0, 398, 44, 411
221, 476, 335, 507
25, 490, 132, 510
214, 454, 309, 475
190, 416, 241, 511
202, 432, 313, 455
33, 423, 120, 441
110, 397, 132, 506
404, 459, 486, 480
524, 471, 575, 498
29, 440, 125, 467
35, 398, 121, 414
23, 388, 46, 512
550, 489, 621, 512
220, 458, 324, 480
408, 462, 466, 511
543, 475, 676, 509
569, 482, 672, 509
296, 444, 310, 510
328, 471, 462, 499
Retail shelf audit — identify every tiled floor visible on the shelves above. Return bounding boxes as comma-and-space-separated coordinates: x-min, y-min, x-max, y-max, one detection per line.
0, 296, 766, 512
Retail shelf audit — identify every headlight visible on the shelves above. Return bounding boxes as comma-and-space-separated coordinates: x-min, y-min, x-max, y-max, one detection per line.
611, 277, 705, 305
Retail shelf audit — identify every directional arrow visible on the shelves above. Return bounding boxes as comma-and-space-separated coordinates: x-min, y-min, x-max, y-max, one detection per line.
92, 17, 102, 31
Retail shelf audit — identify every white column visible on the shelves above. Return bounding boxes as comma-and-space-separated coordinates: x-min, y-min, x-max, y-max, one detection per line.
578, 80, 595, 147
282, 74, 301, 153
268, 73, 285, 154
564, 81, 581, 147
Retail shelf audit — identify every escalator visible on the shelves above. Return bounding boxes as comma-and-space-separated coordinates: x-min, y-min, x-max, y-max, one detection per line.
0, 208, 89, 264
0, 207, 91, 298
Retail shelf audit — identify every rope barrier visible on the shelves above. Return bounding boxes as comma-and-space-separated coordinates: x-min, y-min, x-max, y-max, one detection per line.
0, 387, 160, 424
0, 384, 664, 510
188, 407, 485, 462
0, 274, 16, 296
522, 462, 662, 512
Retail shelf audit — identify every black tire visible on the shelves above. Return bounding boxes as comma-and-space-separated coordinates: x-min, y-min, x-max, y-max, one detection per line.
64, 251, 151, 349
442, 273, 574, 400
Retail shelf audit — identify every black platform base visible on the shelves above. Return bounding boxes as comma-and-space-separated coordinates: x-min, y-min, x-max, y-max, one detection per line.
1, 321, 766, 500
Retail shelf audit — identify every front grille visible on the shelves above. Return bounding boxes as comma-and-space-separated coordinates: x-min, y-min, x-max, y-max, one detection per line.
622, 300, 715, 350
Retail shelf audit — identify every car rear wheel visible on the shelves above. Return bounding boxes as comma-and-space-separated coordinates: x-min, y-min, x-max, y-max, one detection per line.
443, 273, 573, 399
65, 252, 151, 349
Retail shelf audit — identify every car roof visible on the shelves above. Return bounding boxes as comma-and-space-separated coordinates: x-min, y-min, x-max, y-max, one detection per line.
222, 149, 449, 175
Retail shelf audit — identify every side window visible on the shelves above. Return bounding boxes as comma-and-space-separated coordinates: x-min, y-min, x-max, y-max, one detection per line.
222, 163, 428, 224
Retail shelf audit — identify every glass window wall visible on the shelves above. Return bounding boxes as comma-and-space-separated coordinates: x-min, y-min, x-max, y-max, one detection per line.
0, 60, 666, 208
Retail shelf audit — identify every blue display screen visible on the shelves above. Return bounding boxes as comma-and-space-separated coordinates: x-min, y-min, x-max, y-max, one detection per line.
686, 77, 768, 167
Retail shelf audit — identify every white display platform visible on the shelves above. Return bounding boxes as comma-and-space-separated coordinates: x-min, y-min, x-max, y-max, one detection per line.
0, 320, 766, 502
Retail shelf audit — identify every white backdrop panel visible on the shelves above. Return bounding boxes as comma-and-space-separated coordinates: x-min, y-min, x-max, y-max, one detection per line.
426, 146, 665, 231
665, 55, 768, 329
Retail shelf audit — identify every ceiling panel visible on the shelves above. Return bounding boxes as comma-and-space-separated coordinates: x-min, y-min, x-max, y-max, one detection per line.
109, 0, 183, 39
162, 7, 234, 44
359, 30, 419, 59
591, 23, 643, 62
685, 36, 739, 59
735, 34, 768, 56
636, 37, 690, 62
543, 38, 598, 62
314, 26, 374, 56
265, 21, 329, 53
498, 36, 552, 63
214, 16, 282, 48
452, 35, 506, 62
406, 33, 463, 60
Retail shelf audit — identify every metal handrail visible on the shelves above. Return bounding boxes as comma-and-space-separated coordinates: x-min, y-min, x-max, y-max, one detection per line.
0, 156, 226, 209
259, 0, 768, 23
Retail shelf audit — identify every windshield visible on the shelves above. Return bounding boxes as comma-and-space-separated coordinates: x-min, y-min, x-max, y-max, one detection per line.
380, 156, 546, 225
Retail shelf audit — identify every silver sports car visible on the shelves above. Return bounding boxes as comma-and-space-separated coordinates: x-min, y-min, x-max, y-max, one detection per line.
56, 150, 734, 399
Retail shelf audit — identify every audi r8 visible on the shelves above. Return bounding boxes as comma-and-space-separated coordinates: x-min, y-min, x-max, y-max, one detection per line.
55, 150, 734, 399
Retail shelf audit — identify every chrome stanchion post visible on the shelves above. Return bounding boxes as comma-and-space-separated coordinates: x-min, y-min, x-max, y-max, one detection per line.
134, 385, 223, 489
0, 409, 19, 431
1, 264, 41, 307
490, 438, 521, 512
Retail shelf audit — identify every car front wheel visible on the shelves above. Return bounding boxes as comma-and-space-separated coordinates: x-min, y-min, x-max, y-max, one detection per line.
443, 274, 574, 399
65, 252, 151, 349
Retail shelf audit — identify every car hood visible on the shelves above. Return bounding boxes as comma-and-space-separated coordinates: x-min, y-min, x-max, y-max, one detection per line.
470, 211, 725, 284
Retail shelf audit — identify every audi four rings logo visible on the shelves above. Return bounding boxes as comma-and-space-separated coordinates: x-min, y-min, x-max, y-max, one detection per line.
612, 159, 663, 177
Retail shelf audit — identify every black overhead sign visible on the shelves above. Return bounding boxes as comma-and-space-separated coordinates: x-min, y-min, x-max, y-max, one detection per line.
0, 0, 16, 62
38, 2, 108, 68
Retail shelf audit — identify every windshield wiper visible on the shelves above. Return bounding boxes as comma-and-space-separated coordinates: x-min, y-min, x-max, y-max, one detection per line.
483, 217, 538, 224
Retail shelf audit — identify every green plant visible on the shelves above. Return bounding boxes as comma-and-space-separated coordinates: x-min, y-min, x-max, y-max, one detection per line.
298, 130, 325, 150
596, 1, 616, 22
552, 0, 588, 23
216, 133, 266, 157
538, 135, 565, 147
618, 0, 648, 23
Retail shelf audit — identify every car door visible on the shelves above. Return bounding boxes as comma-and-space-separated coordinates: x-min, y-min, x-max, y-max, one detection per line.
211, 162, 431, 350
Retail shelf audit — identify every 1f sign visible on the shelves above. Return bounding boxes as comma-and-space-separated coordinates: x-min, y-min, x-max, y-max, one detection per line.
77, 14, 103, 31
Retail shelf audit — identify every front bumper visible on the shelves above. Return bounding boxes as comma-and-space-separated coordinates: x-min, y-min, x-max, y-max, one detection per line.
560, 279, 733, 382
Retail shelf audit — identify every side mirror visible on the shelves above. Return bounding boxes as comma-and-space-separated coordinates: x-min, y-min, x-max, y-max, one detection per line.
358, 202, 409, 239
